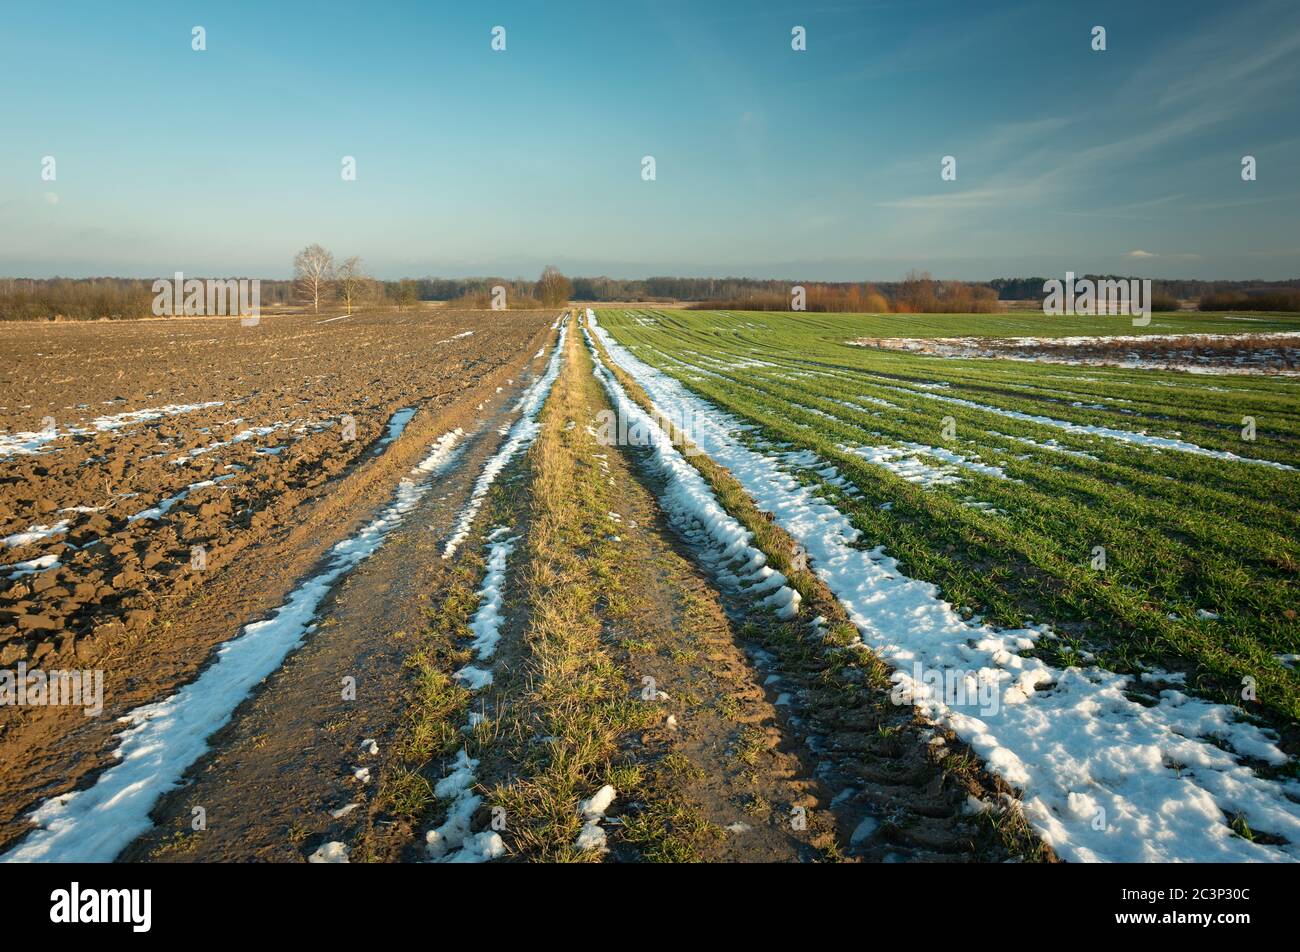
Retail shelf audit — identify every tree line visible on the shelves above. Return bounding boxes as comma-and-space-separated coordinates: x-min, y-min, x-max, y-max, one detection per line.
688, 272, 1002, 313
3, 268, 1298, 321
292, 246, 574, 312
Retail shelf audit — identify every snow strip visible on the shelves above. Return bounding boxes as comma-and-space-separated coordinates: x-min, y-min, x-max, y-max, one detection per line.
91, 402, 225, 433
1, 521, 70, 548
427, 525, 518, 863
0, 428, 467, 863
4, 553, 61, 580
991, 431, 1099, 461
127, 474, 238, 524
170, 422, 290, 464
843, 442, 1013, 489
2, 402, 226, 458
442, 320, 567, 558
0, 431, 58, 457
584, 321, 800, 621
888, 386, 1295, 471
464, 528, 516, 662
856, 332, 1300, 376
587, 309, 1300, 863
374, 407, 417, 451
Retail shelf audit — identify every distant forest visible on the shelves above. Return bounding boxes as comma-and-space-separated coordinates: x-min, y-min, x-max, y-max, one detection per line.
573, 275, 1296, 303
2, 274, 1299, 320
987, 276, 1300, 302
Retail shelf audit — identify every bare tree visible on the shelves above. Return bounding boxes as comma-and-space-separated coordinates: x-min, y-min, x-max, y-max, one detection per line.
336, 256, 371, 315
895, 269, 936, 313
395, 279, 420, 311
293, 244, 335, 313
536, 266, 573, 308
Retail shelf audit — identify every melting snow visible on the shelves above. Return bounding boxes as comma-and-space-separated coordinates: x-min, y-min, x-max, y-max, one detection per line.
575, 784, 617, 852
1, 522, 70, 547
443, 319, 567, 558
4, 553, 61, 579
374, 407, 417, 450
467, 530, 516, 660
308, 841, 351, 862
0, 426, 468, 862
585, 318, 800, 621
891, 386, 1295, 471
426, 523, 521, 863
588, 310, 1300, 863
842, 442, 1013, 489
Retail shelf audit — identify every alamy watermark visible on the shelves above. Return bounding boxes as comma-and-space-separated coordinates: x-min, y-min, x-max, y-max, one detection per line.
50, 882, 150, 932
891, 661, 1000, 718
1042, 271, 1151, 326
592, 405, 703, 457
1, 663, 103, 716
152, 272, 261, 325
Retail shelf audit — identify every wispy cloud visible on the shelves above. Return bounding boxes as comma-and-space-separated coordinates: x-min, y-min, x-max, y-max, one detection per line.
875, 183, 1043, 210
874, 2, 1295, 223
1126, 249, 1201, 261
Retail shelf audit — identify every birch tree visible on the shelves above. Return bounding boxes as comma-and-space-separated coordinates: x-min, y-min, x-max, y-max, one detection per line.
336, 256, 370, 315
293, 244, 334, 312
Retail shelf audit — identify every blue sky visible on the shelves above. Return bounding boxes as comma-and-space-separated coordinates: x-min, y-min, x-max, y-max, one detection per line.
1, 0, 1297, 280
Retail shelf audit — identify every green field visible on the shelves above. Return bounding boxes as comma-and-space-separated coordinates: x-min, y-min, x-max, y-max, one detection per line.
596, 308, 1300, 729
678, 309, 1300, 340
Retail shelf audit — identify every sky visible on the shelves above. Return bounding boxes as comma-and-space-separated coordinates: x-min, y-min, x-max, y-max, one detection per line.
1, 0, 1298, 282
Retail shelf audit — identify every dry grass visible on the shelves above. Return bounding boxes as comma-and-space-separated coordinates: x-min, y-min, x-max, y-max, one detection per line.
488, 320, 656, 860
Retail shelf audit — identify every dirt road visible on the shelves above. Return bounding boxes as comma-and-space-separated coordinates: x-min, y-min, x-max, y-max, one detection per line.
2, 308, 1045, 863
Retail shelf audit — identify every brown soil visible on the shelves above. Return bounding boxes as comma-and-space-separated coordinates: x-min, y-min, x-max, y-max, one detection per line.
0, 308, 556, 851
120, 347, 555, 862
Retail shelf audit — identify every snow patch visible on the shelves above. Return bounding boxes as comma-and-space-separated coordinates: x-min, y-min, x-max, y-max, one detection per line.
468, 532, 517, 660
0, 427, 468, 862
442, 319, 567, 558
374, 407, 417, 450
308, 841, 350, 863
895, 387, 1295, 471
842, 442, 1013, 489
588, 310, 1300, 863
584, 316, 800, 621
